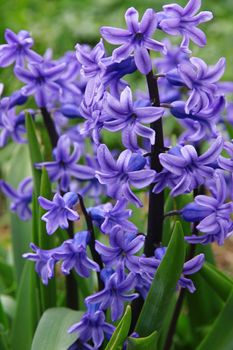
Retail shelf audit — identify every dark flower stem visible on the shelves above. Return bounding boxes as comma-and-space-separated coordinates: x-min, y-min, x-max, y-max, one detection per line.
78, 194, 104, 291
145, 70, 164, 256
65, 221, 79, 309
164, 188, 199, 350
40, 107, 59, 148
131, 67, 165, 332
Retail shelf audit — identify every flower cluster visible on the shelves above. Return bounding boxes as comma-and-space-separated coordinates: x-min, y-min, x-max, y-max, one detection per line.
0, 0, 232, 348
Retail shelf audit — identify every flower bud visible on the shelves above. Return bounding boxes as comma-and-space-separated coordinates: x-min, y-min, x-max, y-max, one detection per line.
63, 192, 79, 207
127, 153, 146, 172
181, 202, 212, 222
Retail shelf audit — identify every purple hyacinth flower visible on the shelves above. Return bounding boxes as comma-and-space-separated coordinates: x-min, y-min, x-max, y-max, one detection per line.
68, 304, 115, 348
95, 144, 156, 207
153, 136, 224, 196
36, 135, 95, 192
88, 199, 137, 233
76, 154, 106, 204
140, 247, 205, 293
23, 231, 99, 283
0, 177, 32, 220
38, 192, 79, 235
79, 92, 106, 145
95, 226, 144, 271
23, 243, 56, 285
53, 231, 100, 277
178, 57, 226, 114
184, 172, 233, 245
86, 268, 138, 321
100, 7, 165, 74
76, 40, 105, 79
8, 90, 28, 108
0, 29, 42, 67
14, 62, 66, 107
158, 0, 213, 52
218, 141, 233, 172
104, 86, 164, 150
171, 95, 225, 141
0, 107, 26, 147
154, 39, 189, 73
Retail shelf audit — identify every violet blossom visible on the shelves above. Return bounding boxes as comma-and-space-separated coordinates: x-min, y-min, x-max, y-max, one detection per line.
36, 135, 95, 192
0, 177, 32, 220
158, 0, 213, 52
183, 172, 233, 245
177, 57, 226, 114
140, 247, 205, 292
38, 192, 79, 235
23, 232, 99, 284
68, 304, 115, 348
14, 62, 66, 107
95, 226, 144, 271
0, 29, 42, 67
95, 144, 155, 207
88, 199, 137, 233
153, 136, 224, 196
86, 268, 138, 321
104, 86, 164, 150
100, 7, 165, 74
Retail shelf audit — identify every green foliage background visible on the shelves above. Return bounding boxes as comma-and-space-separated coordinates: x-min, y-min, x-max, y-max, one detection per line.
0, 0, 233, 79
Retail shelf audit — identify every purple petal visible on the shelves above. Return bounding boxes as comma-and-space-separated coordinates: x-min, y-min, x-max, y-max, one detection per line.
125, 7, 139, 33
134, 47, 151, 75
140, 8, 158, 36
100, 27, 131, 44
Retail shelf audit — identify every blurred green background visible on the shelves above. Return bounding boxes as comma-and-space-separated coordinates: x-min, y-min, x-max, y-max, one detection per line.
0, 0, 233, 79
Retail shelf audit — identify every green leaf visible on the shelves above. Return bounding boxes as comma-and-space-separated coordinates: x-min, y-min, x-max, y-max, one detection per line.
128, 330, 158, 350
186, 246, 223, 348
5, 144, 32, 283
197, 290, 233, 350
0, 261, 15, 295
25, 113, 43, 198
135, 221, 185, 337
31, 307, 83, 350
200, 262, 233, 301
0, 295, 16, 320
38, 168, 56, 312
105, 305, 131, 350
12, 261, 40, 350
0, 299, 8, 329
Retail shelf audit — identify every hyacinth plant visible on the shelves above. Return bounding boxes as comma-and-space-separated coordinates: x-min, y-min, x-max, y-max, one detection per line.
1, 1, 233, 349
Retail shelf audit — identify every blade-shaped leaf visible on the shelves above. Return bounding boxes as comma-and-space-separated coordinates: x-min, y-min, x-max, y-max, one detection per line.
38, 168, 56, 312
128, 330, 158, 350
186, 246, 223, 348
5, 144, 32, 283
105, 305, 131, 350
197, 290, 233, 350
12, 261, 40, 350
135, 221, 185, 337
200, 262, 233, 301
25, 113, 43, 198
31, 307, 83, 350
